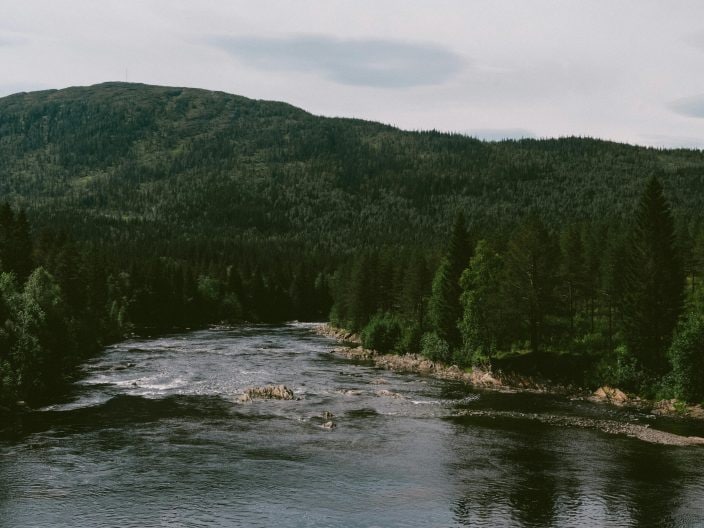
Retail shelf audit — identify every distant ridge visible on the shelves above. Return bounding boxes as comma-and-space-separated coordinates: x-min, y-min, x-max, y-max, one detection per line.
1, 82, 703, 251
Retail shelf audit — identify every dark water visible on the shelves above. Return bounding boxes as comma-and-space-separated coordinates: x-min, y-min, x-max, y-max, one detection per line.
2, 324, 704, 527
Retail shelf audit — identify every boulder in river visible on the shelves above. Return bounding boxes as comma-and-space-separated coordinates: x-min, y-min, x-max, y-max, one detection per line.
321, 421, 336, 429
240, 384, 295, 402
590, 386, 629, 405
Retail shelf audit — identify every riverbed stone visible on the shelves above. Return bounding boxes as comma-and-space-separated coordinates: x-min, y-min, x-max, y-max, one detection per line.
591, 386, 629, 405
375, 389, 404, 399
240, 384, 294, 402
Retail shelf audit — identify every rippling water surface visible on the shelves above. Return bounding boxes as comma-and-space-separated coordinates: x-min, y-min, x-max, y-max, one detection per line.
2, 324, 704, 527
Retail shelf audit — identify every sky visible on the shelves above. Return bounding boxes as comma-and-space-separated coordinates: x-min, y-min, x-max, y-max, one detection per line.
1, 0, 704, 148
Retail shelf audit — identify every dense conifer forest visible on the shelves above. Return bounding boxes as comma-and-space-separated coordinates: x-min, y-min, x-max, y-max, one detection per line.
1, 82, 704, 407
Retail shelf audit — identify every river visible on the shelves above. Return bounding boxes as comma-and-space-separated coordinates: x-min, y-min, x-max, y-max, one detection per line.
1, 324, 704, 527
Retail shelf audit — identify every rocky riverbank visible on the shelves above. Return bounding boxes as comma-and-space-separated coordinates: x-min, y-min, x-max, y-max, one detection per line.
315, 324, 580, 394
313, 323, 704, 430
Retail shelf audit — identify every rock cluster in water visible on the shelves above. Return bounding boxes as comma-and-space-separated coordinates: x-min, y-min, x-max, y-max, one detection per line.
239, 384, 294, 402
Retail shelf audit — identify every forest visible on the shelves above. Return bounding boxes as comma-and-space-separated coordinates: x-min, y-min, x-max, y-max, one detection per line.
1, 83, 704, 408
331, 177, 704, 402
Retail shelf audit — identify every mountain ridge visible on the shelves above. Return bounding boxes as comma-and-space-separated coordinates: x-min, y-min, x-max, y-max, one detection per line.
1, 82, 703, 253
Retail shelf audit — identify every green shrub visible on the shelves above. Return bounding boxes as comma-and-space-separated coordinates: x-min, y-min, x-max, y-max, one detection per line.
420, 331, 450, 362
397, 322, 422, 355
361, 312, 403, 354
669, 313, 704, 403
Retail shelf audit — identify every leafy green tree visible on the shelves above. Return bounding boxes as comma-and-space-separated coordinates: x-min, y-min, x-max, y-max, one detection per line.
458, 240, 504, 364
0, 273, 20, 403
14, 267, 68, 400
622, 177, 684, 377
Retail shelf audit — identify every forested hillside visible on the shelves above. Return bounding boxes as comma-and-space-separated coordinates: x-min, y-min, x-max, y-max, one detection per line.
2, 83, 704, 407
2, 82, 704, 255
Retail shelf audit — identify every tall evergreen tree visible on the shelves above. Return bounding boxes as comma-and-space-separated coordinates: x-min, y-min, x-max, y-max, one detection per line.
0, 205, 34, 281
622, 176, 684, 377
398, 252, 430, 329
559, 225, 586, 334
502, 214, 559, 354
427, 213, 472, 349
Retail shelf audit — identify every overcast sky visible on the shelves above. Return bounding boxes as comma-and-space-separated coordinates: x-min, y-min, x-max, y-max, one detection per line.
2, 0, 704, 148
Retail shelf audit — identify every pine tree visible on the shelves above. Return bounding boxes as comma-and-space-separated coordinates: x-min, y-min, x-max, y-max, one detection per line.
427, 213, 472, 350
398, 252, 429, 329
428, 257, 457, 349
622, 176, 684, 377
502, 214, 559, 354
0, 205, 34, 280
559, 225, 586, 335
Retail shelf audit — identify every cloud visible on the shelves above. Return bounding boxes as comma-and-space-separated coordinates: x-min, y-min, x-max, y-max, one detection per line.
210, 34, 465, 88
0, 82, 50, 98
640, 133, 704, 150
462, 128, 535, 141
684, 30, 704, 51
669, 94, 704, 118
0, 31, 29, 47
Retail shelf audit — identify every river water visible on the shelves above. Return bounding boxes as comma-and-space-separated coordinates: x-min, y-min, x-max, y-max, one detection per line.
2, 324, 704, 527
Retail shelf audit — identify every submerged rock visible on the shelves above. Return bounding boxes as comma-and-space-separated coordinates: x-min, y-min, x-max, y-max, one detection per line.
321, 421, 336, 429
322, 410, 334, 420
240, 384, 295, 402
375, 389, 404, 399
337, 389, 363, 396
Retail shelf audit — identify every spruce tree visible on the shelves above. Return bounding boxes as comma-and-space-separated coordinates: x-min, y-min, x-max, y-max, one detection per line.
622, 176, 684, 377
427, 213, 471, 350
559, 225, 586, 335
502, 213, 559, 354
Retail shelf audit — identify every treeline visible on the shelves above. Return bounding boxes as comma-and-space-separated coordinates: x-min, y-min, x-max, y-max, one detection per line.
0, 204, 332, 406
3, 176, 704, 408
331, 177, 704, 402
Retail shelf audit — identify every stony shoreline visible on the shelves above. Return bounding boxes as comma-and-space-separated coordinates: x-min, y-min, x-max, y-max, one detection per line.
314, 323, 587, 394
313, 323, 704, 441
